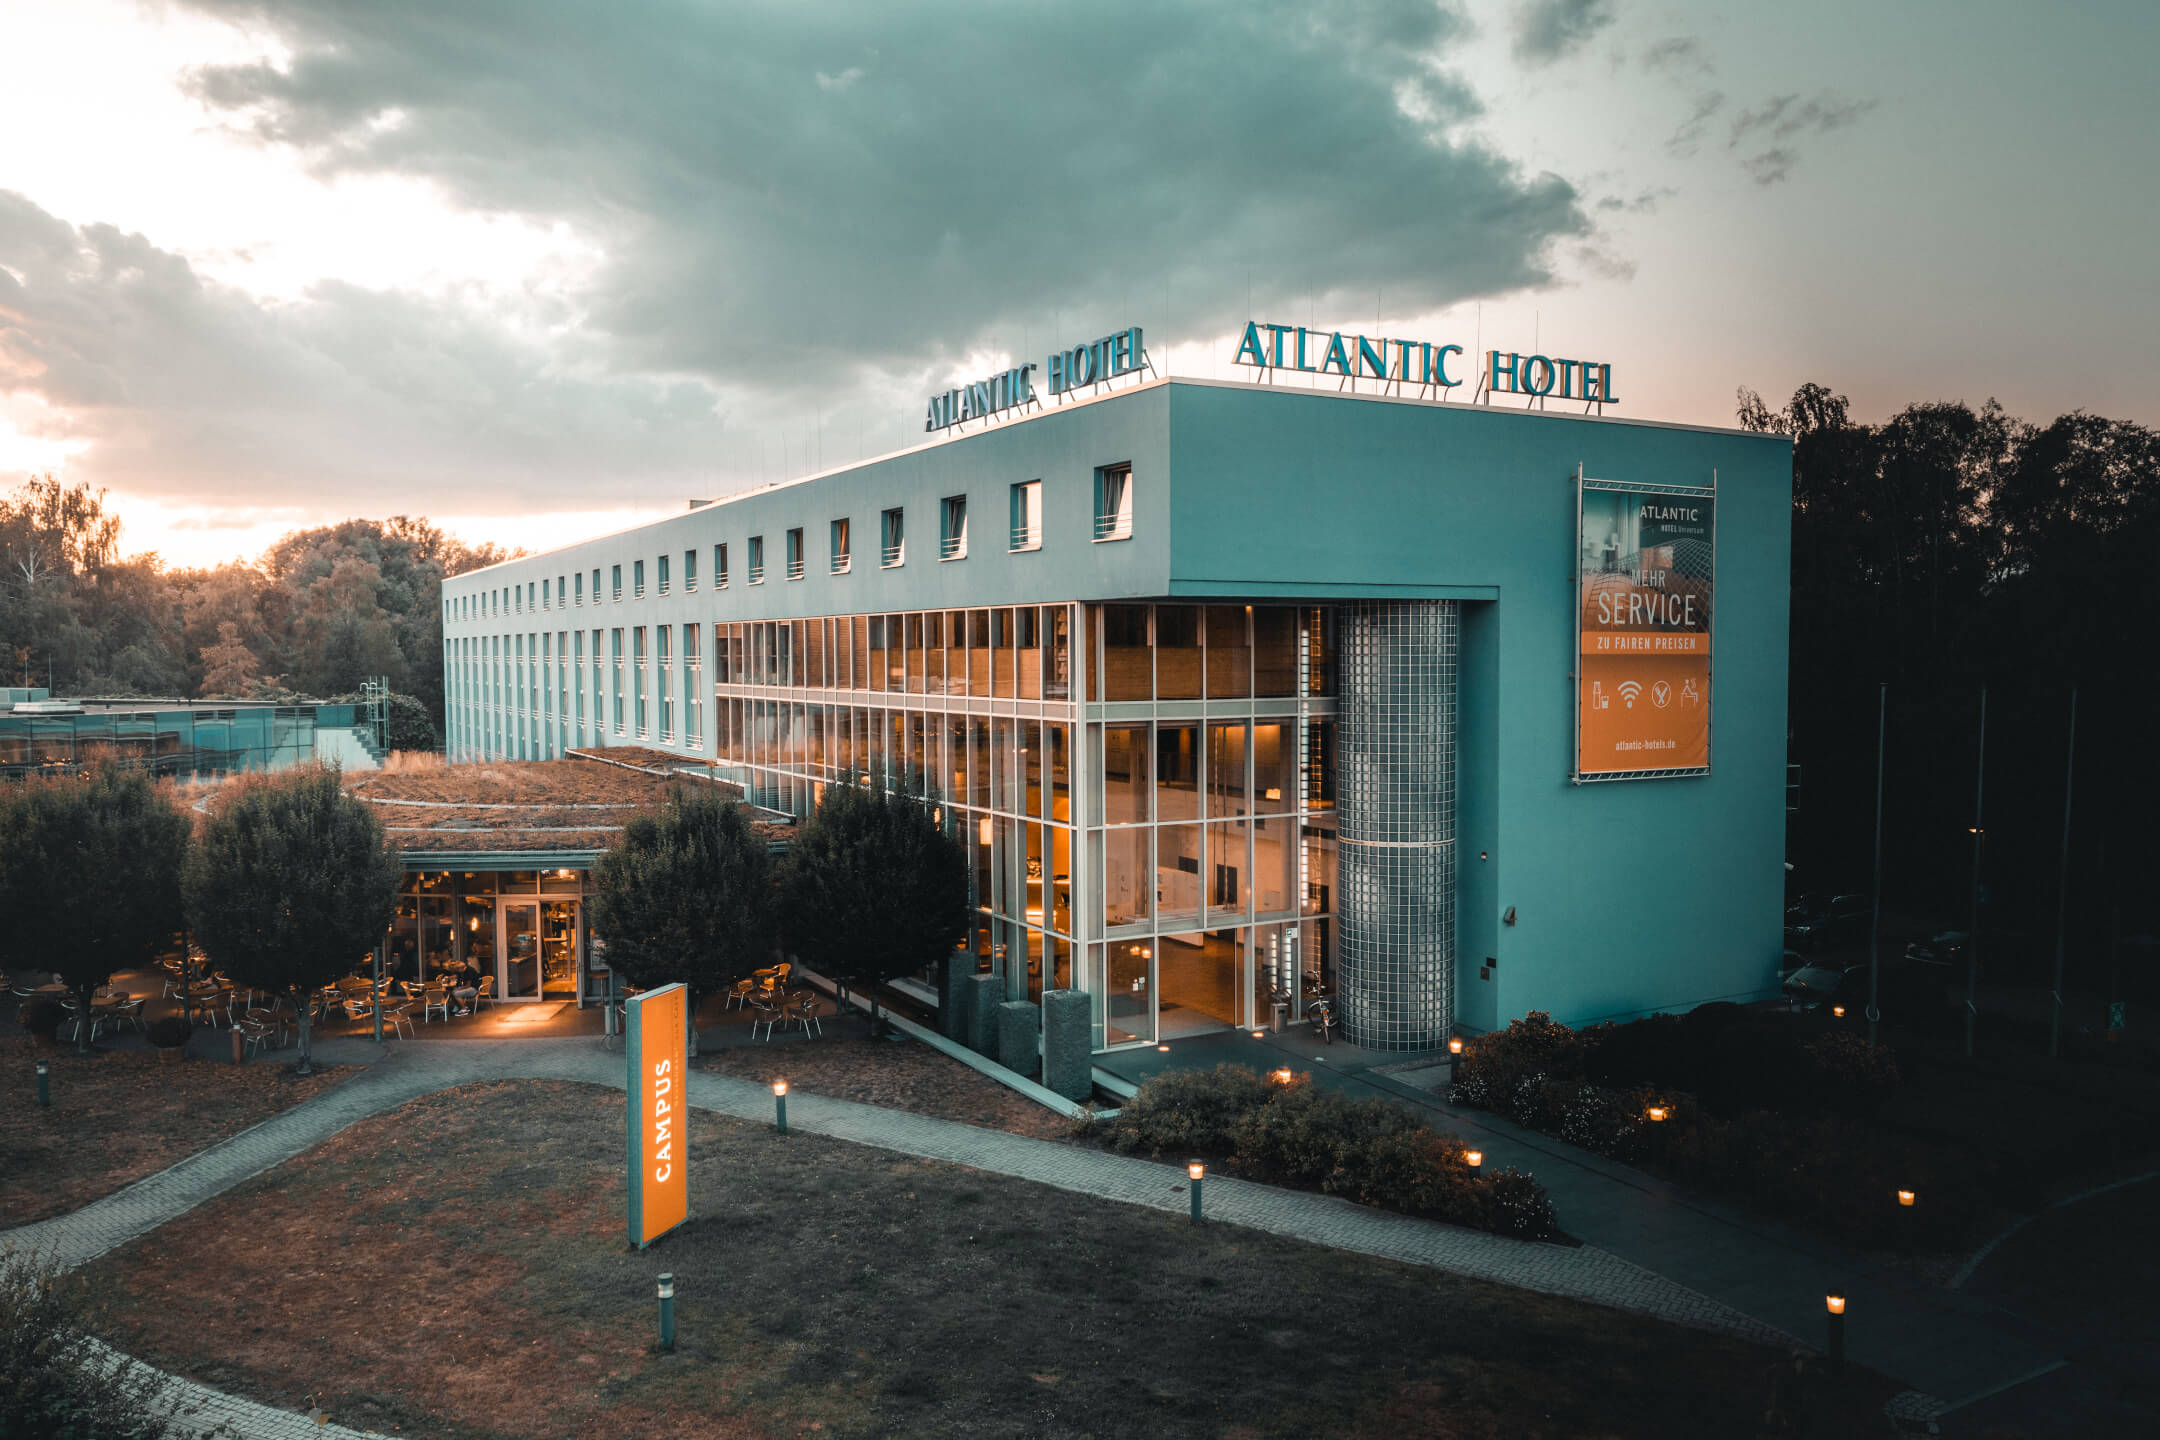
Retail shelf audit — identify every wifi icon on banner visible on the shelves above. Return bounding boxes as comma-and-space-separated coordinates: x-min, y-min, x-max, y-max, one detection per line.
1617, 680, 1643, 709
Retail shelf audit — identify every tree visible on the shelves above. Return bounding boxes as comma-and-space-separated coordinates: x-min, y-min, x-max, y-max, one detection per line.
776, 777, 970, 1030
589, 787, 775, 1054
197, 621, 261, 697
0, 763, 189, 1055
182, 765, 400, 1073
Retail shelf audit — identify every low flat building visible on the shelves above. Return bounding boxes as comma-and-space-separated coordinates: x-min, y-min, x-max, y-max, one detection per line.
439, 371, 1794, 1051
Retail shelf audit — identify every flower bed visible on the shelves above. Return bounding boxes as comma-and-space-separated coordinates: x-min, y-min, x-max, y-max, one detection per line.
1103, 1065, 1560, 1241
1450, 1010, 1999, 1250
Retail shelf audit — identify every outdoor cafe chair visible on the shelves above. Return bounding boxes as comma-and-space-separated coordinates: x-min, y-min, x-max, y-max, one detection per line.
236, 1015, 277, 1058
787, 993, 823, 1039
725, 977, 756, 1011
470, 975, 496, 1012
376, 1000, 415, 1040
748, 995, 785, 1042
113, 995, 147, 1033
421, 983, 452, 1024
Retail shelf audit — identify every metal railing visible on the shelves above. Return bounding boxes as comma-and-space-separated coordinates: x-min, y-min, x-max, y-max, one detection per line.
830, 553, 852, 575
747, 563, 765, 584
881, 542, 905, 568
939, 535, 967, 560
1093, 512, 1133, 541
786, 558, 805, 580
1009, 524, 1041, 551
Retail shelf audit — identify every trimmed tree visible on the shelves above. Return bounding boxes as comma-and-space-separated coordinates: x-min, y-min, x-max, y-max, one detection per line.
777, 776, 970, 1031
588, 786, 776, 1055
182, 765, 400, 1074
0, 762, 189, 1055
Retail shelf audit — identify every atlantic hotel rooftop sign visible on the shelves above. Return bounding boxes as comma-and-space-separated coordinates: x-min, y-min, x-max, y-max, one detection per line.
924, 319, 1618, 432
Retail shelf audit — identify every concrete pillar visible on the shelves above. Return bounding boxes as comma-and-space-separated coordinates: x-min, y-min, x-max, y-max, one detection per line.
963, 973, 1001, 1056
1041, 989, 1092, 1102
940, 954, 973, 1040
995, 1001, 1041, 1078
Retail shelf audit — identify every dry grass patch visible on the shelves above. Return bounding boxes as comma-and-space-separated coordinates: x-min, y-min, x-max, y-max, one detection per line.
87, 1080, 1900, 1439
0, 1037, 348, 1226
699, 1033, 1075, 1141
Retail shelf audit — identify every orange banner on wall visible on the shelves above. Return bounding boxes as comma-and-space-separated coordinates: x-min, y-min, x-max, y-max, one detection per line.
1577, 484, 1715, 778
627, 982, 688, 1248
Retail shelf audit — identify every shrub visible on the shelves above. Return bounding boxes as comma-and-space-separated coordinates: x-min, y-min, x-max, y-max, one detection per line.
1799, 1031, 1902, 1116
1109, 1064, 1274, 1156
0, 1247, 173, 1438
145, 1015, 194, 1051
16, 998, 66, 1042
1484, 1168, 1562, 1241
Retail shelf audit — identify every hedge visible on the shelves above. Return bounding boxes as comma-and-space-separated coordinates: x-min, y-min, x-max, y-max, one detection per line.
1108, 1065, 1558, 1241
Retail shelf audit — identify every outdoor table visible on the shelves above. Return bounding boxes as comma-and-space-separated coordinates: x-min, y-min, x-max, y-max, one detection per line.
35, 982, 69, 997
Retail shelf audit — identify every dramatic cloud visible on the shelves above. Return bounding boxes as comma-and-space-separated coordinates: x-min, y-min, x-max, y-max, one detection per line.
0, 189, 734, 509
178, 0, 1586, 394
1512, 0, 1615, 66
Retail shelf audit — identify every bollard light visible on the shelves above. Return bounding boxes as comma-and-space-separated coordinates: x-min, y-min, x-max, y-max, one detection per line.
657, 1272, 676, 1351
35, 1058, 50, 1108
1646, 1106, 1669, 1123
1448, 1037, 1464, 1057
1824, 1294, 1846, 1372
1188, 1161, 1205, 1223
772, 1079, 788, 1136
1897, 1189, 1915, 1208
1271, 1067, 1294, 1086
1464, 1149, 1484, 1174
1250, 1030, 1265, 1039
1157, 1044, 1170, 1052
1832, 1005, 1846, 1018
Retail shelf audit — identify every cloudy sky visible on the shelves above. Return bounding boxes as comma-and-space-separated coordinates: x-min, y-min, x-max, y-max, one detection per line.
1, 0, 2152, 567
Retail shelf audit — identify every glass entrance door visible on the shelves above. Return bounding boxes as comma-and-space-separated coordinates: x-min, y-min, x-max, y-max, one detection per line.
539, 900, 579, 999
502, 900, 542, 1000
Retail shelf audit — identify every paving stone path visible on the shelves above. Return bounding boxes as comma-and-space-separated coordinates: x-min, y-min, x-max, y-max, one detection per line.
7, 1034, 1800, 1437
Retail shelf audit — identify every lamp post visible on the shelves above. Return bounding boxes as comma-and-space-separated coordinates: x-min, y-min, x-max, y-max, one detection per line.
657, 1273, 676, 1352
1188, 1161, 1205, 1223
1868, 683, 1886, 1046
773, 1079, 788, 1136
1966, 687, 1987, 1059
35, 1058, 49, 1108
1825, 1294, 1846, 1372
2049, 687, 2078, 1058
1464, 1149, 1484, 1176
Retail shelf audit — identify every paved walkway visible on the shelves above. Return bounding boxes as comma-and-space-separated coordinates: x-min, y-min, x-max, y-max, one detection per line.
11, 1031, 1818, 1437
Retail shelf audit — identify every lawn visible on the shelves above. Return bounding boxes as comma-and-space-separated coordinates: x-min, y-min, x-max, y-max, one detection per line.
86, 1080, 1900, 1439
0, 1036, 348, 1227
698, 1032, 1077, 1141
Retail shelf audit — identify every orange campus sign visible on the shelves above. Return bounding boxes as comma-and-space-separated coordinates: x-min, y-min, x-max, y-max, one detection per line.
626, 982, 688, 1248
1577, 484, 1714, 777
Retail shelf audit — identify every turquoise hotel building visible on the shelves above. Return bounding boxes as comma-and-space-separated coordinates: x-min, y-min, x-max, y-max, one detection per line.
440, 372, 1793, 1054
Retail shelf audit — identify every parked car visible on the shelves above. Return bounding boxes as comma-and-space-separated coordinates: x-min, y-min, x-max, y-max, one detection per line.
1782, 959, 1950, 1027
1784, 893, 1873, 953
1903, 930, 1969, 968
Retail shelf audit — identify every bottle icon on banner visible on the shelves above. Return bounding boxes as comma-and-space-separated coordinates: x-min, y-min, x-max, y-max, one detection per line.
1591, 680, 1611, 710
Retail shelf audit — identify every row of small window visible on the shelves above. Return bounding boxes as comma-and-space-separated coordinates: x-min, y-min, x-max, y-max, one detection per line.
446, 628, 702, 751
444, 466, 1135, 624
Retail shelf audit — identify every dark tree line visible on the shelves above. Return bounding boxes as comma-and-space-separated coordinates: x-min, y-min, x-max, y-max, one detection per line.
1743, 384, 2160, 988
1, 477, 516, 735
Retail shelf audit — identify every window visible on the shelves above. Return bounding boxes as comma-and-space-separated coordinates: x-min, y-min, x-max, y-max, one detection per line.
633, 626, 648, 736
786, 527, 805, 580
684, 548, 697, 592
611, 564, 623, 602
634, 559, 646, 598
1010, 479, 1042, 551
1094, 463, 1133, 541
657, 554, 670, 595
574, 571, 584, 606
830, 518, 851, 574
940, 495, 968, 560
881, 507, 905, 567
657, 624, 673, 742
714, 543, 728, 589
528, 582, 536, 611
591, 567, 601, 604
515, 586, 523, 614
610, 629, 624, 731
682, 624, 702, 748
541, 578, 550, 609
748, 535, 765, 583
558, 575, 567, 609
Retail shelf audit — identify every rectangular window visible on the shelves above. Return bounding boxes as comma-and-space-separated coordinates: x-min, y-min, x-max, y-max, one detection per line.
573, 630, 585, 737
657, 554, 670, 595
830, 518, 851, 574
541, 578, 550, 609
657, 624, 673, 742
1010, 479, 1042, 551
684, 548, 697, 592
633, 627, 648, 736
634, 559, 646, 598
714, 543, 728, 589
1094, 462, 1134, 541
939, 494, 968, 560
574, 572, 584, 606
786, 527, 805, 580
515, 586, 523, 614
682, 624, 702, 749
880, 507, 905, 567
591, 629, 603, 743
747, 535, 765, 583
611, 564, 623, 602
611, 629, 624, 732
